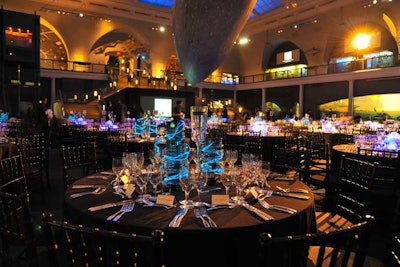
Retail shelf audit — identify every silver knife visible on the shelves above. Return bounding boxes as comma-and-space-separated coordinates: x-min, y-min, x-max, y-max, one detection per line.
174, 208, 189, 227
88, 200, 131, 211
242, 203, 274, 221
273, 191, 310, 200
201, 187, 222, 194
72, 185, 104, 189
168, 208, 186, 228
271, 177, 295, 181
276, 186, 309, 194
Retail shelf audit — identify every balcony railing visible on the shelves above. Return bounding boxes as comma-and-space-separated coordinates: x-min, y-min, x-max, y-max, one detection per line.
40, 54, 399, 87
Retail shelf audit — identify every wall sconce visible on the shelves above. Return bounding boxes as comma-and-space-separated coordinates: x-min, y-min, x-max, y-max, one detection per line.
85, 94, 89, 100
113, 81, 117, 87
135, 79, 139, 85
173, 84, 177, 90
94, 90, 98, 97
74, 94, 78, 101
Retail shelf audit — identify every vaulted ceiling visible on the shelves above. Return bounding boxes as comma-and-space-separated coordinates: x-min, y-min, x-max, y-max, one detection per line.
26, 0, 363, 35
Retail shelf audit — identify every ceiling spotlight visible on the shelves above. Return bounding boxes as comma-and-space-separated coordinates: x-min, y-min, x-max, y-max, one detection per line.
238, 37, 250, 45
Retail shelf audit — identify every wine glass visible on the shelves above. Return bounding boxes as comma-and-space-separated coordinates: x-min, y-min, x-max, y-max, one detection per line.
219, 167, 232, 195
191, 169, 208, 207
179, 170, 193, 207
134, 173, 150, 203
112, 157, 124, 182
227, 149, 238, 169
231, 167, 247, 204
220, 149, 229, 168
134, 151, 145, 170
149, 169, 162, 198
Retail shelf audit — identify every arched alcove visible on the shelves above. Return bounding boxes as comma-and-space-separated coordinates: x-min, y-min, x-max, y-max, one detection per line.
40, 18, 69, 67
329, 22, 398, 59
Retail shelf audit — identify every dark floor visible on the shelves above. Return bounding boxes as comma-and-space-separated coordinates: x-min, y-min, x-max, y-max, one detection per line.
28, 147, 390, 267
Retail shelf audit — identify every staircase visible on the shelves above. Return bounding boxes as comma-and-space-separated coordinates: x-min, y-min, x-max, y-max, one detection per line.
62, 75, 129, 120
61, 74, 161, 120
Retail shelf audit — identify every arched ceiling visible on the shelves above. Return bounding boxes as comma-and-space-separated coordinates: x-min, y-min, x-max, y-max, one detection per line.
26, 0, 363, 35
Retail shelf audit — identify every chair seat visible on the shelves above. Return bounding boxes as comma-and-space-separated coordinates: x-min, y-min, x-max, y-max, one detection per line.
23, 165, 41, 176
316, 211, 354, 232
308, 246, 356, 266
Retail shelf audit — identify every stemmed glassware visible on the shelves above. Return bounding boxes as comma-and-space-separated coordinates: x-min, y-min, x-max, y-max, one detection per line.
149, 168, 162, 199
134, 151, 145, 170
133, 175, 147, 203
226, 149, 238, 169
219, 166, 232, 195
231, 167, 248, 204
190, 169, 208, 207
112, 157, 124, 183
178, 169, 194, 207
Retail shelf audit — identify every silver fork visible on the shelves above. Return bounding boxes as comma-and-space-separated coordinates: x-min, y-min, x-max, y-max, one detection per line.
112, 202, 134, 221
257, 193, 297, 214
106, 203, 130, 221
200, 207, 217, 228
194, 209, 210, 228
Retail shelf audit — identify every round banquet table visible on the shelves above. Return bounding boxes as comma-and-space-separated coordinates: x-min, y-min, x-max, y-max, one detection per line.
64, 173, 316, 267
327, 144, 400, 210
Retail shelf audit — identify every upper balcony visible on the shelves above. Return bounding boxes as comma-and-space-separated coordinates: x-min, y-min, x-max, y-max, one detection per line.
40, 53, 400, 94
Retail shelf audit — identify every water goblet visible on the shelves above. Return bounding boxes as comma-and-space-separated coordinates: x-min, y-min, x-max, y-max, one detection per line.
219, 167, 232, 195
191, 169, 208, 207
134, 173, 150, 203
231, 167, 247, 204
179, 171, 194, 207
112, 157, 124, 182
227, 149, 238, 169
149, 169, 162, 198
134, 151, 145, 170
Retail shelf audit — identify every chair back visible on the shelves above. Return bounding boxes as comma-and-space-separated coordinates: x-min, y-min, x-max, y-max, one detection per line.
60, 145, 89, 189
387, 235, 400, 267
243, 133, 262, 156
16, 133, 48, 189
0, 188, 38, 266
41, 213, 165, 267
0, 154, 25, 185
335, 155, 377, 223
258, 215, 374, 267
16, 133, 46, 168
271, 146, 309, 181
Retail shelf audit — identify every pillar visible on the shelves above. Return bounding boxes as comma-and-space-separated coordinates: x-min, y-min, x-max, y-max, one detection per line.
348, 79, 354, 117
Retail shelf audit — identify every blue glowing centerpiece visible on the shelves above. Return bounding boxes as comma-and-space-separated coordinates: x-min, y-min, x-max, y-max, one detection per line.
163, 118, 190, 185
202, 127, 224, 181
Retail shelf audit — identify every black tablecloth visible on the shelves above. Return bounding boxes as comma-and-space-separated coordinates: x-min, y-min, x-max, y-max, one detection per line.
64, 174, 316, 267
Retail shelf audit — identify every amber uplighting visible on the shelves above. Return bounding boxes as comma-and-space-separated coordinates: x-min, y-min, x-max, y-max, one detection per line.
352, 33, 371, 50
5, 27, 32, 38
